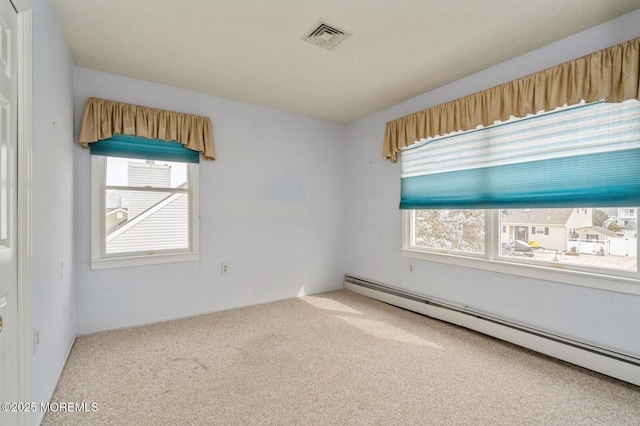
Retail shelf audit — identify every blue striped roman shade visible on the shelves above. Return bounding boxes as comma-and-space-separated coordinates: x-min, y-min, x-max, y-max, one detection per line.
89, 133, 200, 164
400, 100, 640, 209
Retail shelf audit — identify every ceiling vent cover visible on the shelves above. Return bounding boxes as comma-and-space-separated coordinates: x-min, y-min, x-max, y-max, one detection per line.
302, 19, 351, 50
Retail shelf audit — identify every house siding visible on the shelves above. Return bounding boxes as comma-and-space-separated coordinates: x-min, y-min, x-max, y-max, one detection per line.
106, 161, 189, 254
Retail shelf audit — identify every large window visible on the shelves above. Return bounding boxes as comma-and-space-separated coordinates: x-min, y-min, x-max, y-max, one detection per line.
406, 207, 637, 275
400, 100, 640, 293
90, 138, 199, 269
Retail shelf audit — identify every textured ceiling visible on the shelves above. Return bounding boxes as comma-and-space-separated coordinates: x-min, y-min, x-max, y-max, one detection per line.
51, 0, 640, 122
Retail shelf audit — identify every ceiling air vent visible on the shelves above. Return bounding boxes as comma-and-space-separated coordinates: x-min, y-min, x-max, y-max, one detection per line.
302, 19, 351, 50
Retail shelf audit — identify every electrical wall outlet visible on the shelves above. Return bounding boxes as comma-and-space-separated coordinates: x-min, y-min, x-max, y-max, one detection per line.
408, 262, 415, 275
220, 262, 230, 275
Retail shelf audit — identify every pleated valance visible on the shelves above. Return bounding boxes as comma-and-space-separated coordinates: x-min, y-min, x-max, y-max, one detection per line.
79, 97, 215, 160
384, 37, 640, 162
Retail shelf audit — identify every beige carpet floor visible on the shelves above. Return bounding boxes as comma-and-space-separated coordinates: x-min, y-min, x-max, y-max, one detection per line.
43, 289, 640, 425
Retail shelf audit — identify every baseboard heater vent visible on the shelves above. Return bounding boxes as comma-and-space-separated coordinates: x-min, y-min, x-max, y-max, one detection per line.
344, 274, 640, 386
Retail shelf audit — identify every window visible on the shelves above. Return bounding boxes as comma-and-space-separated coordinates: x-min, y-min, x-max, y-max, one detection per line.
400, 100, 640, 294
405, 207, 639, 292
90, 137, 199, 269
411, 209, 484, 255
531, 227, 548, 235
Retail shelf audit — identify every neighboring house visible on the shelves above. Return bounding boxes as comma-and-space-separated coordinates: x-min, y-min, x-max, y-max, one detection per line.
128, 161, 171, 216
617, 207, 637, 226
105, 207, 128, 232
106, 192, 188, 254
501, 208, 593, 251
106, 161, 189, 254
574, 226, 618, 243
600, 207, 637, 237
616, 208, 638, 238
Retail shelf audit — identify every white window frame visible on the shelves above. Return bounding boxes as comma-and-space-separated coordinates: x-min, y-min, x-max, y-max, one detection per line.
402, 209, 640, 295
91, 155, 200, 270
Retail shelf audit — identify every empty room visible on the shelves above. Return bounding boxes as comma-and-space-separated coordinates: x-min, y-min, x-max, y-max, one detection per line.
1, 1, 640, 425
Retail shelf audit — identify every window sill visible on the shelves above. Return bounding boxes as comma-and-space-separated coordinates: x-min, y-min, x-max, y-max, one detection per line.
91, 251, 199, 270
401, 248, 640, 296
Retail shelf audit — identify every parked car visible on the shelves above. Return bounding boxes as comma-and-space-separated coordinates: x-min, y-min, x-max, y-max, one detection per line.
510, 240, 534, 257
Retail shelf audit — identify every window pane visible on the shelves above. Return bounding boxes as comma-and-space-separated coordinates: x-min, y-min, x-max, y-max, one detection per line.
413, 209, 484, 254
105, 189, 189, 254
104, 157, 190, 255
500, 207, 637, 272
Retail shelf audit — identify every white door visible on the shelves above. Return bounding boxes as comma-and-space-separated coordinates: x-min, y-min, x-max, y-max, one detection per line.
0, 0, 19, 422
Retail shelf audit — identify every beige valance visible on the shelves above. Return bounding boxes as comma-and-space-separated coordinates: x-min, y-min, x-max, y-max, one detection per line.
384, 37, 640, 162
79, 97, 215, 160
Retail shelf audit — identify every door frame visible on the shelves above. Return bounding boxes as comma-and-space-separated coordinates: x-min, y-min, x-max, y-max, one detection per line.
11, 0, 32, 424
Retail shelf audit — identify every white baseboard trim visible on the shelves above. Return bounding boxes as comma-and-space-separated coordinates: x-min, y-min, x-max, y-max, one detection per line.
344, 275, 640, 387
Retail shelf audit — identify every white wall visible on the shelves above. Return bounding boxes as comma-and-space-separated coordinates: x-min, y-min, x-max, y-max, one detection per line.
345, 10, 640, 357
31, 0, 77, 423
73, 68, 347, 334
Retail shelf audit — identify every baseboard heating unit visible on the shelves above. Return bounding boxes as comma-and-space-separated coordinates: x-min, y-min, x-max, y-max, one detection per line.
343, 275, 640, 386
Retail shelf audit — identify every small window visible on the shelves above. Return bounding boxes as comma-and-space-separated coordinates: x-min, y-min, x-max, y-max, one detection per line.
91, 154, 199, 269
